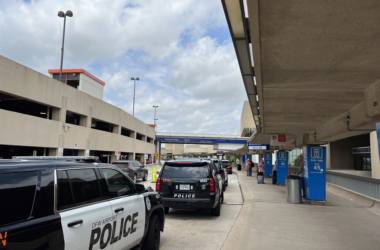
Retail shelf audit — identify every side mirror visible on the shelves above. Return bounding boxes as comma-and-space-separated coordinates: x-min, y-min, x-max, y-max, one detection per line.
135, 183, 145, 193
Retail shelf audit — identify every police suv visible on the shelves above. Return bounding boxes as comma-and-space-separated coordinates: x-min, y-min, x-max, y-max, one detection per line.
0, 159, 165, 250
157, 159, 224, 216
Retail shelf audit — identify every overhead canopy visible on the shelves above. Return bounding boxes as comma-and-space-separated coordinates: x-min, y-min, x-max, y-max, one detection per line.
222, 0, 380, 149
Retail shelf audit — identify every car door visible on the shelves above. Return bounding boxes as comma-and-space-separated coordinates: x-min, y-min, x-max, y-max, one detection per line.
57, 167, 114, 250
136, 162, 144, 178
99, 167, 146, 250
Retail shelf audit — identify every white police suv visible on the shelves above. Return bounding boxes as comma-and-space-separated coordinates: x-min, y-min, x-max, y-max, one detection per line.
0, 159, 165, 250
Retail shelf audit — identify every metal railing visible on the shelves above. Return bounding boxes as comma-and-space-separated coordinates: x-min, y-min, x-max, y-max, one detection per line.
326, 171, 380, 200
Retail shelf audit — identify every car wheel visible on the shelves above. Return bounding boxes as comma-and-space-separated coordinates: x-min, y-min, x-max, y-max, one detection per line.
226, 178, 228, 186
222, 182, 226, 191
211, 197, 221, 216
221, 192, 224, 204
133, 174, 137, 183
142, 215, 161, 250
164, 207, 169, 215
143, 172, 148, 181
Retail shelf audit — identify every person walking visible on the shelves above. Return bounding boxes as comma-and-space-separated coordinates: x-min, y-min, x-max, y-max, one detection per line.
237, 158, 241, 171
272, 160, 278, 185
257, 160, 265, 184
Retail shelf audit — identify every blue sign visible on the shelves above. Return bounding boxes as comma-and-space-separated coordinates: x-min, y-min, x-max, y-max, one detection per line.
264, 153, 272, 177
156, 137, 247, 144
276, 151, 288, 184
303, 146, 326, 201
352, 147, 370, 154
248, 144, 270, 150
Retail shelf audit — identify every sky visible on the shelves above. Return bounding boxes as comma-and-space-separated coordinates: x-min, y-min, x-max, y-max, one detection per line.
0, 0, 247, 135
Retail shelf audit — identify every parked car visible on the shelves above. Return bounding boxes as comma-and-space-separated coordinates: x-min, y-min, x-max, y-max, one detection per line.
157, 159, 224, 216
209, 159, 228, 191
112, 160, 148, 183
222, 160, 233, 174
0, 160, 165, 250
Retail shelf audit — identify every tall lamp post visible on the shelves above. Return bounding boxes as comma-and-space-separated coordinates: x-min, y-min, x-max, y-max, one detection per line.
131, 77, 139, 116
153, 105, 159, 125
58, 10, 73, 83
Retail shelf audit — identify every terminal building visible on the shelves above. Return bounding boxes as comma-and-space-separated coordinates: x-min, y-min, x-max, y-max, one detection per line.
0, 55, 156, 163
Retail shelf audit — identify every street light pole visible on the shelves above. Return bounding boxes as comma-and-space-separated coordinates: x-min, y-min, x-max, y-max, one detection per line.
58, 10, 73, 83
131, 77, 140, 116
153, 105, 159, 125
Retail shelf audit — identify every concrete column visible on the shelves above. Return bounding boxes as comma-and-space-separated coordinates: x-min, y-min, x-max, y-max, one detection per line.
49, 148, 58, 156
78, 150, 85, 156
111, 154, 118, 163
128, 153, 135, 160
80, 115, 87, 127
113, 125, 120, 134
370, 131, 380, 179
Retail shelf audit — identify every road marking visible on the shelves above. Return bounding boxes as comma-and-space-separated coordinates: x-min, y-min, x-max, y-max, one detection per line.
170, 222, 194, 243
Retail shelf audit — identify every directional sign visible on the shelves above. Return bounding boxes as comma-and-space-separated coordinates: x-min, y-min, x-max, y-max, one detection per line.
248, 144, 270, 150
155, 153, 160, 160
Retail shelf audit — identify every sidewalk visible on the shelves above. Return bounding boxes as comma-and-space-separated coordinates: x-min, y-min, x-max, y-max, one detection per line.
221, 169, 380, 250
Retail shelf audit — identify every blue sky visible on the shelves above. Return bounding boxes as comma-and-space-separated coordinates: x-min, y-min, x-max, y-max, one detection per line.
0, 0, 246, 135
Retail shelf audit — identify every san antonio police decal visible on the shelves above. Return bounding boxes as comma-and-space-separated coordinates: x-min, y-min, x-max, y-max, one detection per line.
145, 197, 151, 211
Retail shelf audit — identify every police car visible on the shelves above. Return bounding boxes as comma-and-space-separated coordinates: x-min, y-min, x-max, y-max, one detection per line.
0, 159, 165, 250
157, 159, 224, 216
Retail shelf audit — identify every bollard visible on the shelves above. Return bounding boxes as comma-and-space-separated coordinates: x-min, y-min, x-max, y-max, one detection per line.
152, 167, 157, 183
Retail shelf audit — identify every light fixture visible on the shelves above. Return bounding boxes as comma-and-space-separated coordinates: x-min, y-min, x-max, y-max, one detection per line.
40, 112, 46, 115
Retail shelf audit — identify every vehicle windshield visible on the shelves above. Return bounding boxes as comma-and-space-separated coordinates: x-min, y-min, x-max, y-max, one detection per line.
213, 161, 221, 170
112, 162, 129, 168
161, 165, 210, 178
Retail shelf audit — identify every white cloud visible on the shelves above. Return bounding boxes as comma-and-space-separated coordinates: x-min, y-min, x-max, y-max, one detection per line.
0, 0, 246, 135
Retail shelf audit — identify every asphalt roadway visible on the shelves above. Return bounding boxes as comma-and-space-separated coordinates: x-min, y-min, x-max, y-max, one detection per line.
140, 164, 380, 250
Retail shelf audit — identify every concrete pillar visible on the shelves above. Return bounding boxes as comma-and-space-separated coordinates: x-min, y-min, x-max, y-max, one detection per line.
370, 131, 380, 179
113, 125, 120, 134
78, 150, 85, 156
49, 148, 58, 156
80, 115, 87, 127
128, 153, 135, 160
111, 154, 118, 163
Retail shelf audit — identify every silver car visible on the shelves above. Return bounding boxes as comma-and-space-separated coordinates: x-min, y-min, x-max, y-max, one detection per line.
112, 160, 148, 183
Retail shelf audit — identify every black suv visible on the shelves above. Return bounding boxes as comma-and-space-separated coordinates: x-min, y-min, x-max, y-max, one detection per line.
112, 160, 149, 183
0, 160, 165, 250
157, 159, 224, 216
222, 160, 233, 174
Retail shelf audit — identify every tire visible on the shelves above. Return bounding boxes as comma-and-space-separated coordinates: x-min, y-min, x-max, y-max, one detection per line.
133, 174, 137, 183
221, 192, 224, 204
226, 178, 228, 186
142, 215, 161, 250
143, 172, 148, 181
164, 207, 169, 215
222, 182, 226, 191
211, 197, 221, 216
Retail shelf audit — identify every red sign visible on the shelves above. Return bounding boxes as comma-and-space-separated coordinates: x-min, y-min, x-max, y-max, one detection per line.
278, 135, 286, 143
271, 134, 286, 146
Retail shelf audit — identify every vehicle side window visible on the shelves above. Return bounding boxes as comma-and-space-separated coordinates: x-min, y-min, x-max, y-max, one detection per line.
100, 169, 133, 198
0, 171, 39, 226
59, 169, 102, 209
57, 170, 75, 210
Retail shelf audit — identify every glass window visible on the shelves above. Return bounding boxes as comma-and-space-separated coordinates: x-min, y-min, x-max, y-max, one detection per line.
66, 169, 102, 207
0, 171, 38, 226
100, 169, 133, 198
162, 166, 210, 178
112, 162, 130, 170
57, 170, 75, 210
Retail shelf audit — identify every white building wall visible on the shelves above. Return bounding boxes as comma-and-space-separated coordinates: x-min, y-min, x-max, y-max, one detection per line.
79, 73, 104, 100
